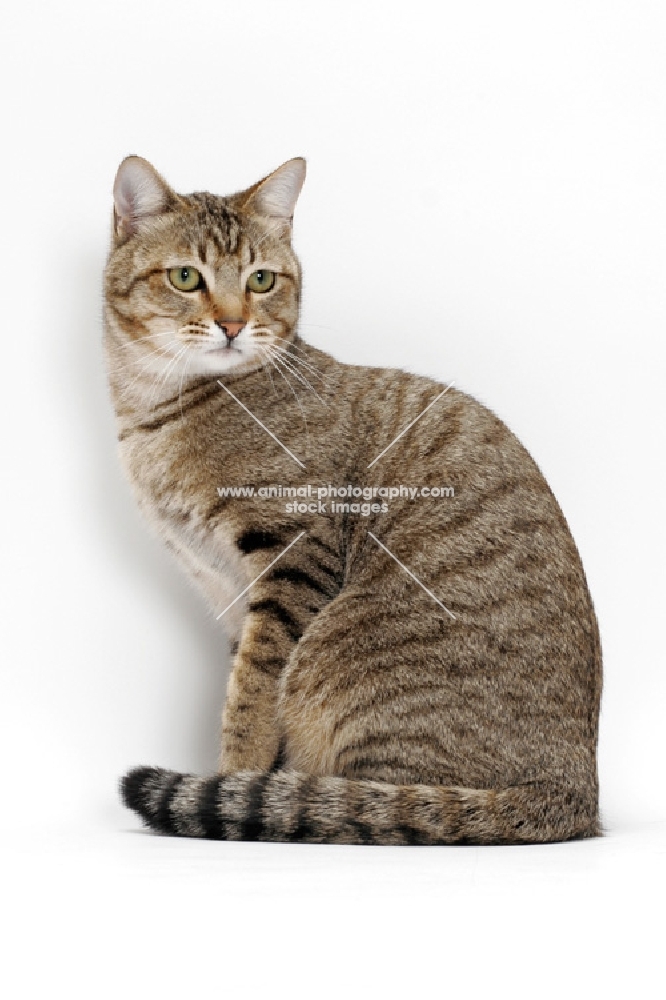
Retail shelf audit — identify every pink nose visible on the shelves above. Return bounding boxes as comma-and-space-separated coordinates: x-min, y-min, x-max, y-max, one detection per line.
215, 320, 244, 340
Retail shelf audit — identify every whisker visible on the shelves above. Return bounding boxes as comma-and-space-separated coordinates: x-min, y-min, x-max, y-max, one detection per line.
178, 348, 193, 419
245, 324, 273, 345
249, 328, 332, 386
178, 323, 211, 336
110, 330, 176, 351
146, 345, 188, 413
260, 346, 309, 432
277, 337, 314, 355
256, 345, 279, 398
270, 336, 333, 377
106, 341, 175, 378
112, 344, 176, 401
271, 344, 332, 386
296, 322, 341, 332
265, 346, 328, 406
265, 350, 326, 412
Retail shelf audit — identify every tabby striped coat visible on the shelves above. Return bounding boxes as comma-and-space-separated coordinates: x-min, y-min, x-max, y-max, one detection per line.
104, 156, 602, 844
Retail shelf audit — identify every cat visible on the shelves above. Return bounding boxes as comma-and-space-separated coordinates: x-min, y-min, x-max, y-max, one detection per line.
104, 155, 602, 844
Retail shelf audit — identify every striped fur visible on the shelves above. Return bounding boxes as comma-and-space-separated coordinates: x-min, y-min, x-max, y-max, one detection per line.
105, 157, 602, 845
121, 768, 597, 845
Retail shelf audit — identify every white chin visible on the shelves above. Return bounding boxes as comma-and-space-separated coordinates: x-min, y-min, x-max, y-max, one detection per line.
188, 348, 263, 376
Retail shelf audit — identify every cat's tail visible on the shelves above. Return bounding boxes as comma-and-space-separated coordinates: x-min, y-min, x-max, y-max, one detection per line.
120, 766, 600, 845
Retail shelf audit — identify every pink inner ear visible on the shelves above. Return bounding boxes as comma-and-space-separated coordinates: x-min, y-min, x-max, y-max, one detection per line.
113, 157, 170, 230
250, 158, 306, 220
113, 171, 137, 223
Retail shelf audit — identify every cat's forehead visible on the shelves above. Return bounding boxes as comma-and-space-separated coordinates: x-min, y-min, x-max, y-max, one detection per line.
186, 192, 243, 257
172, 191, 281, 265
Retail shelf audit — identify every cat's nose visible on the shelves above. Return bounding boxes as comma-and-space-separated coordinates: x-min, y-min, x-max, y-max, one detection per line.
215, 319, 245, 341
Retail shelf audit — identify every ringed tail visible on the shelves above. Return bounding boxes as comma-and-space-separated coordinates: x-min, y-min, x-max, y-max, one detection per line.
121, 766, 599, 845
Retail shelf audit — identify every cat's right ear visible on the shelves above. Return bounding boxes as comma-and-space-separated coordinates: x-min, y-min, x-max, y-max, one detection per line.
112, 156, 176, 244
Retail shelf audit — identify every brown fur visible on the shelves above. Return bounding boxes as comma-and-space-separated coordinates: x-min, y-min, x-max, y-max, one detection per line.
106, 156, 602, 844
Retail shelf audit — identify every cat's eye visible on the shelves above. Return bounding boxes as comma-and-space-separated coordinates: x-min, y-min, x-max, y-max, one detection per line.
168, 266, 203, 292
246, 269, 276, 294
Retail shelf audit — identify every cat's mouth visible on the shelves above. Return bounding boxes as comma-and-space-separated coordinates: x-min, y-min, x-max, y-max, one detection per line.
205, 343, 243, 354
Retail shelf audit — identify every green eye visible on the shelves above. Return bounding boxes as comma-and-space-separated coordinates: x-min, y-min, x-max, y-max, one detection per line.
247, 269, 276, 293
168, 266, 203, 292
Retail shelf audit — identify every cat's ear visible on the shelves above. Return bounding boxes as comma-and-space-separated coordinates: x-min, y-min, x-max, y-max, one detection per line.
112, 156, 177, 243
242, 158, 306, 222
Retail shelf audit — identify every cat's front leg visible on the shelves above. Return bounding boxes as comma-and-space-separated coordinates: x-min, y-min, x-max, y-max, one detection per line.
219, 609, 297, 773
217, 527, 340, 773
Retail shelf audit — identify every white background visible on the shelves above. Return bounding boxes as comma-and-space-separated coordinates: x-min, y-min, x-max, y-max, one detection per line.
2, 1, 664, 997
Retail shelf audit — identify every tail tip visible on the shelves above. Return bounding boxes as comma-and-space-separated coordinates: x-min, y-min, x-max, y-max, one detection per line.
120, 765, 162, 814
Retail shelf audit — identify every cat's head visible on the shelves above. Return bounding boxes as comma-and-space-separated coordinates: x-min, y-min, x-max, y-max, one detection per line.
104, 156, 305, 379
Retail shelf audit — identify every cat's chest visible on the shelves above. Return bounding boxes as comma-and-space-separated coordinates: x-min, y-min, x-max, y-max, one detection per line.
119, 425, 250, 634
120, 417, 221, 517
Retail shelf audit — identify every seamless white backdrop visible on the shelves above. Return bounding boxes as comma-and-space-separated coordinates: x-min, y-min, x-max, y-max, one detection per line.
2, 2, 664, 998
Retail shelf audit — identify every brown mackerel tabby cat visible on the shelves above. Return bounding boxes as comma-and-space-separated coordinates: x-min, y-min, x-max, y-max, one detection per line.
104, 156, 602, 844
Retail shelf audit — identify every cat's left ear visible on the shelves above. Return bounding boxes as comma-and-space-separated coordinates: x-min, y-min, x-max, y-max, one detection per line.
242, 158, 306, 223
112, 155, 177, 243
